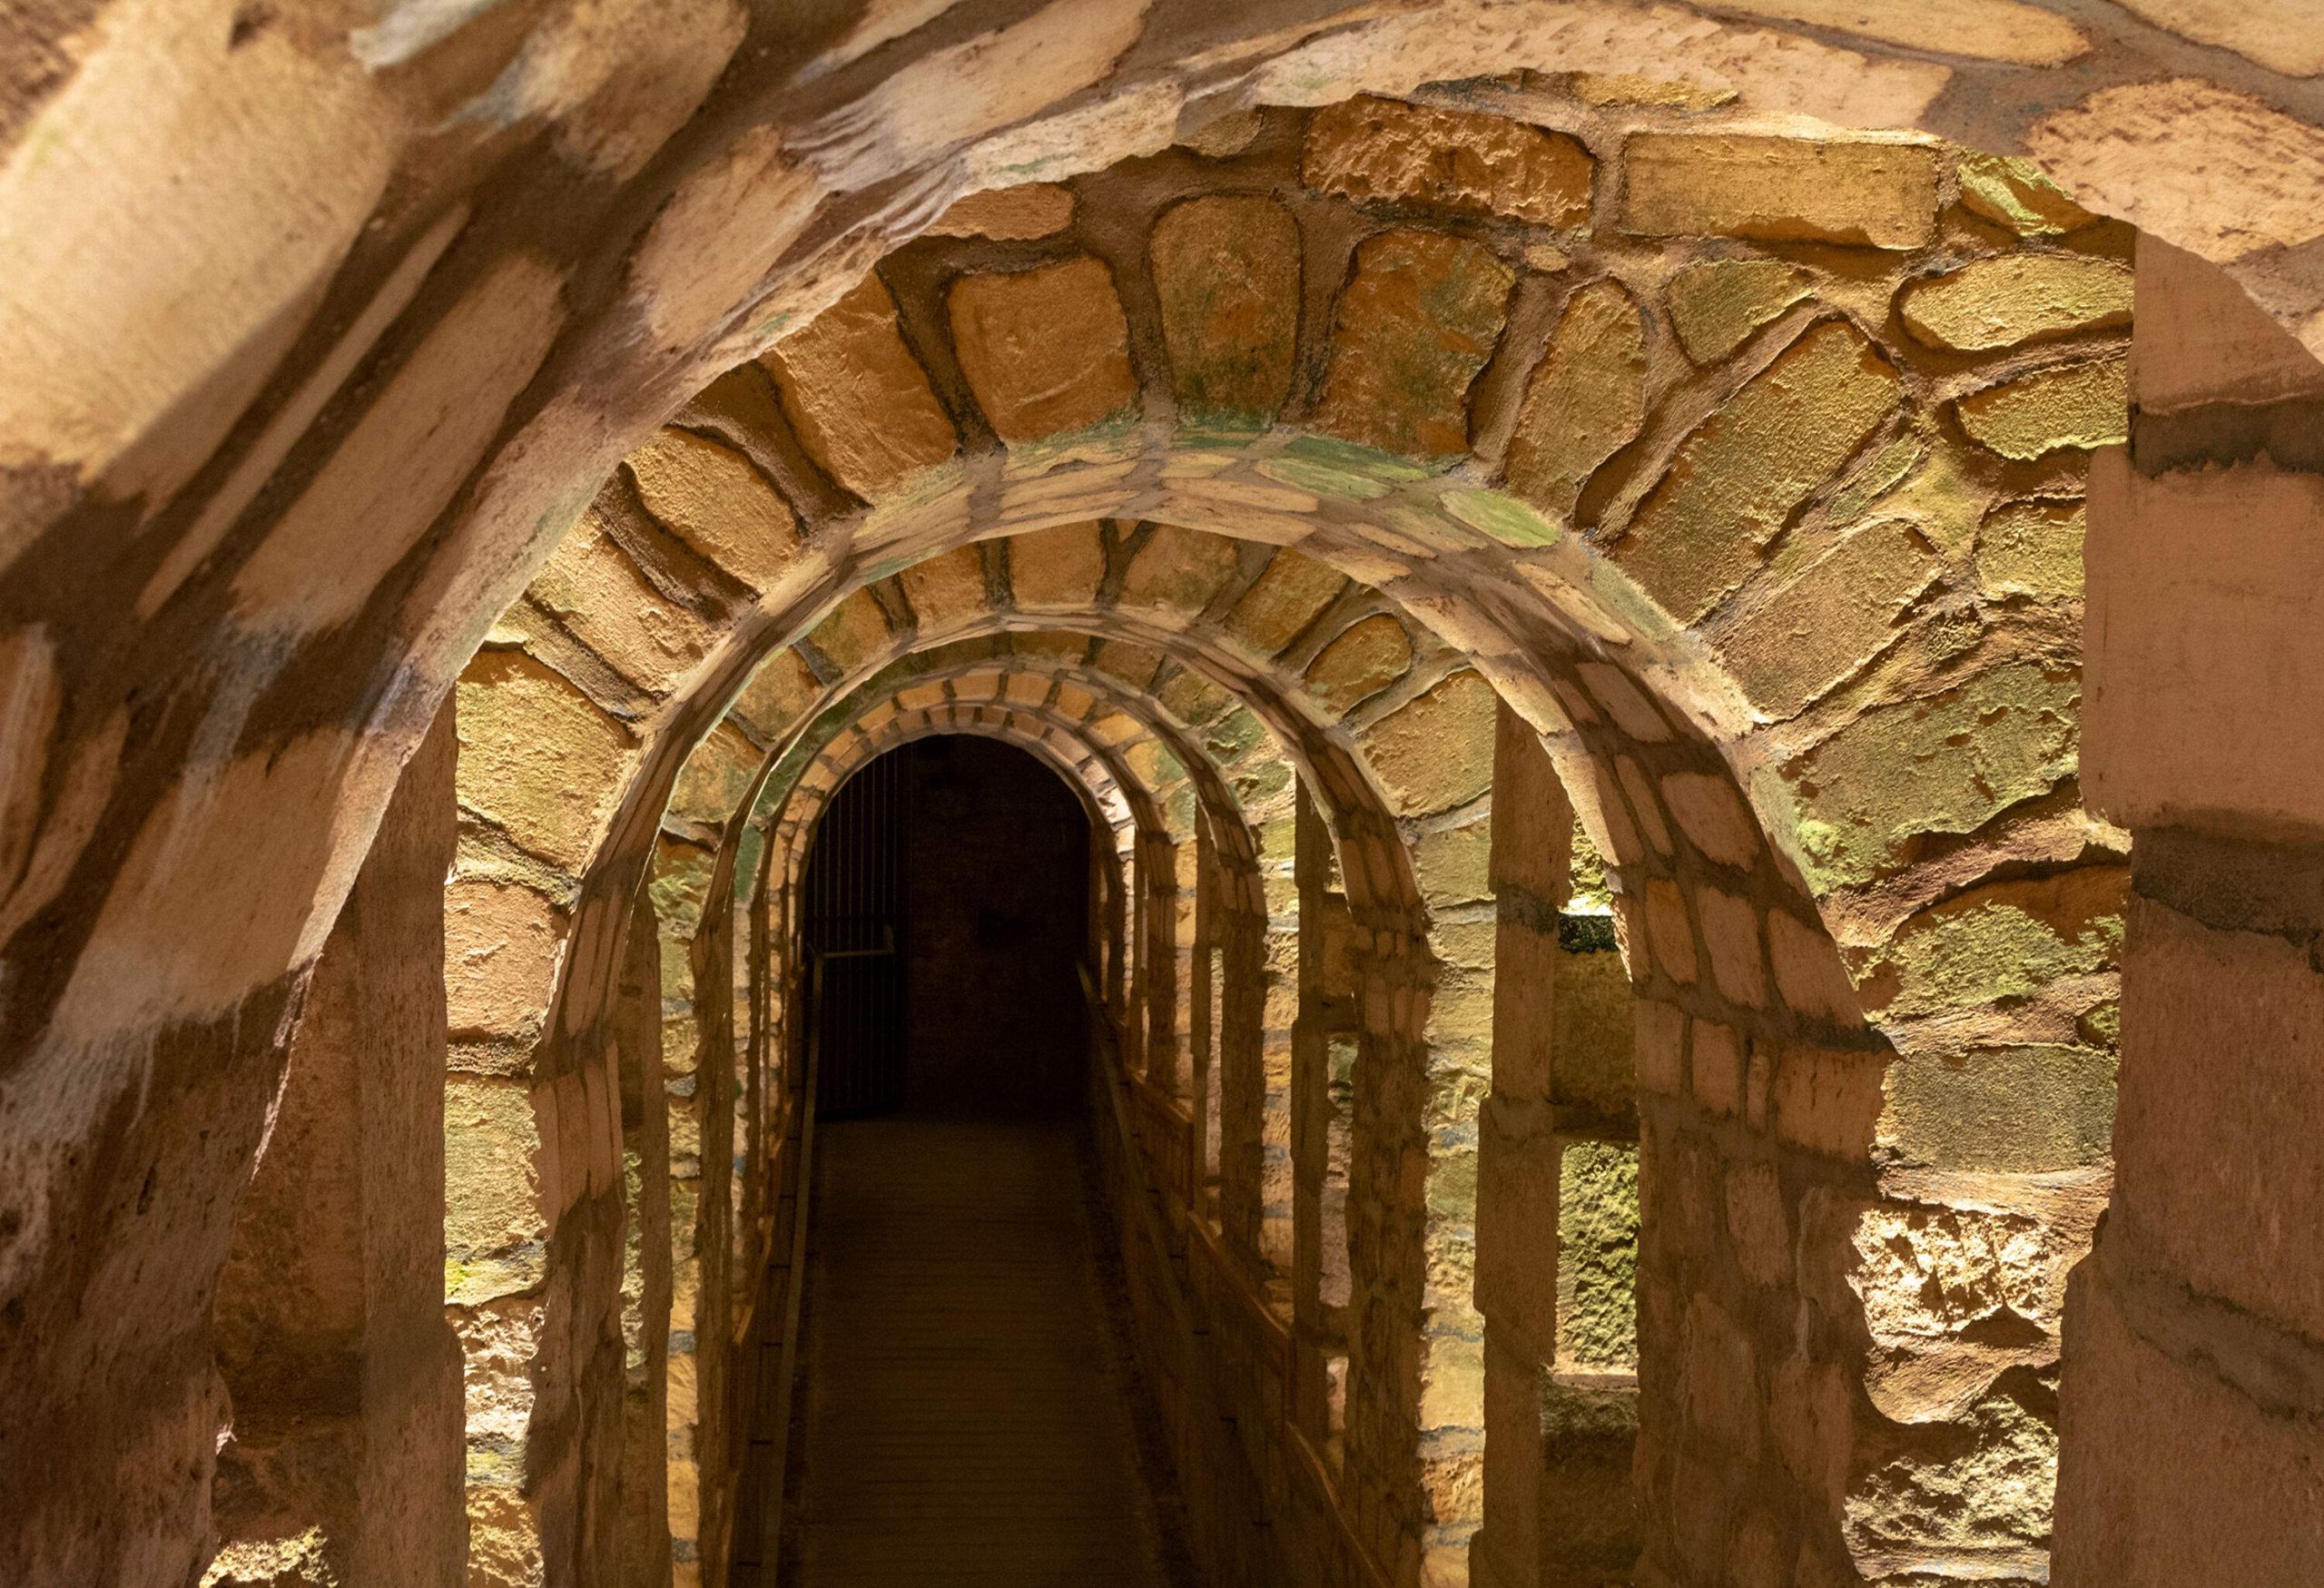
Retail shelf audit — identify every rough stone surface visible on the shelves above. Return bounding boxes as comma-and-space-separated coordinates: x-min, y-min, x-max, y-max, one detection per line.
1901, 255, 2133, 351
1503, 281, 1648, 518
1305, 95, 1594, 229
1151, 196, 1302, 427
763, 272, 958, 497
1314, 229, 1515, 459
1621, 134, 1940, 249
1665, 259, 1812, 364
1955, 358, 2129, 459
950, 258, 1137, 441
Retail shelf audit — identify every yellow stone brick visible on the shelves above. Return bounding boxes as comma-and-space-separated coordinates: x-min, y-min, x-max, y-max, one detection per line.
1955, 152, 2100, 237
1358, 670, 1500, 816
925, 182, 1074, 240
949, 257, 1136, 442
1644, 877, 1697, 983
1665, 258, 1812, 364
1955, 358, 2128, 459
625, 427, 804, 593
899, 545, 990, 634
1711, 518, 1939, 718
1151, 195, 1302, 426
1976, 498, 2085, 599
761, 272, 957, 498
667, 721, 759, 827
1009, 521, 1108, 611
1315, 229, 1515, 459
1659, 773, 1762, 869
1305, 613, 1416, 715
526, 518, 714, 696
1698, 888, 1768, 1009
730, 646, 822, 738
1118, 524, 1242, 619
445, 880, 566, 1040
1901, 254, 2132, 352
1503, 280, 1647, 519
1226, 549, 1346, 656
457, 649, 635, 871
1620, 133, 1939, 250
1304, 95, 1594, 229
805, 588, 894, 673
445, 1075, 545, 1258
1616, 321, 1902, 622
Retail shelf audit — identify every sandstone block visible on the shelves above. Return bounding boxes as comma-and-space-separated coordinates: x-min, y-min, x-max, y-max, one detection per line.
1698, 889, 1768, 1009
1620, 134, 1939, 250
1008, 521, 1108, 611
1682, 1295, 1761, 1460
1955, 152, 2098, 237
667, 721, 759, 827
1151, 195, 1302, 427
729, 645, 822, 738
446, 881, 566, 1040
1503, 281, 1647, 518
1664, 259, 1810, 364
1226, 550, 1346, 656
457, 650, 635, 872
805, 588, 894, 672
1635, 1001, 1684, 1095
1644, 878, 1697, 984
1119, 524, 1242, 619
1315, 229, 1514, 459
1616, 321, 1902, 623
1305, 95, 1593, 229
1556, 1139, 1640, 1368
1772, 1043, 1884, 1159
1955, 358, 2128, 459
924, 182, 1073, 240
1357, 669, 1500, 816
1658, 773, 1760, 869
899, 545, 990, 634
1305, 613, 1416, 715
527, 520, 715, 697
1862, 865, 2125, 1020
1901, 254, 2132, 352
1691, 1020, 1742, 1114
950, 257, 1137, 442
1713, 518, 1938, 719
1768, 911, 1863, 1025
1976, 498, 2084, 600
1885, 1044, 2115, 1170
762, 272, 957, 498
626, 427, 804, 593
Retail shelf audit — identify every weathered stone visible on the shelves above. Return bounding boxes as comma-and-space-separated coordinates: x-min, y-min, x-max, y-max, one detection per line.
458, 650, 635, 871
446, 881, 566, 1040
804, 589, 894, 673
1665, 259, 1812, 364
1976, 498, 2084, 602
1621, 134, 1940, 249
1698, 888, 1768, 1008
1887, 1044, 2117, 1169
1714, 519, 1939, 717
1864, 866, 2126, 1019
1702, 0, 2089, 64
762, 272, 958, 498
899, 545, 990, 633
668, 722, 760, 827
1955, 152, 2100, 237
626, 428, 804, 593
924, 182, 1074, 240
1768, 912, 1861, 1025
1617, 321, 1903, 622
1659, 773, 1760, 869
1644, 879, 1697, 984
1955, 358, 2129, 459
1226, 550, 1345, 656
1151, 196, 1301, 427
1782, 663, 2080, 887
950, 258, 1137, 442
1772, 1043, 1885, 1159
1557, 1140, 1640, 1367
1304, 95, 1593, 228
1305, 614, 1416, 715
730, 646, 822, 739
1314, 229, 1515, 459
1009, 521, 1108, 611
1357, 669, 1500, 815
527, 519, 715, 696
1902, 254, 2133, 352
1119, 525, 1241, 619
1503, 281, 1647, 518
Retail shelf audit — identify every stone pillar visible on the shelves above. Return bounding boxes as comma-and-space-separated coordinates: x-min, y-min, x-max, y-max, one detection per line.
1293, 780, 1361, 1446
205, 704, 467, 1587
2057, 234, 2324, 1584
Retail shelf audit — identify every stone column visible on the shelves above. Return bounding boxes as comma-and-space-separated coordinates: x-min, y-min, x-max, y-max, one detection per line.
206, 704, 467, 1587
2057, 234, 2324, 1585
615, 893, 673, 1588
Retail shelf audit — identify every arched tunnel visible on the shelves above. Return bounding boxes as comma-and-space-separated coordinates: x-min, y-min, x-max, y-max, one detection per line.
8, 7, 2324, 1588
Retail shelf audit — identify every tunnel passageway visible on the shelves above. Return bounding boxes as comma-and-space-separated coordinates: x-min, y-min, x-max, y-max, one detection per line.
781, 1115, 1196, 1587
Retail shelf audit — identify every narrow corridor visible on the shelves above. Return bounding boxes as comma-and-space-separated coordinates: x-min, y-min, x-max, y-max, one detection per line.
781, 1116, 1197, 1586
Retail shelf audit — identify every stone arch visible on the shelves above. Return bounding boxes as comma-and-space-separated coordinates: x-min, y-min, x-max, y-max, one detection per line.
27, 17, 2322, 1587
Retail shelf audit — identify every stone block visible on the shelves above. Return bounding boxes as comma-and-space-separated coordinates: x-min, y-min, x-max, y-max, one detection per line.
1690, 1021, 1742, 1115
626, 428, 804, 593
1620, 134, 1939, 249
1315, 229, 1514, 459
1556, 1139, 1639, 1369
899, 544, 990, 634
924, 182, 1072, 240
1955, 358, 2128, 459
1682, 1295, 1761, 1460
950, 257, 1137, 441
1955, 152, 2099, 238
1767, 910, 1861, 1025
1616, 320, 1901, 623
1225, 550, 1345, 656
1503, 281, 1647, 518
1976, 498, 2084, 600
1553, 946, 1635, 1114
804, 588, 892, 673
1711, 518, 1939, 718
1901, 254, 2132, 352
667, 721, 759, 827
446, 881, 566, 1041
457, 650, 635, 872
1358, 669, 1501, 816
1643, 878, 1696, 984
1151, 195, 1302, 427
761, 271, 957, 498
1008, 520, 1108, 611
1658, 773, 1760, 870
1305, 613, 1416, 715
1305, 95, 1593, 228
1772, 1043, 1883, 1160
729, 645, 822, 738
2085, 449, 2324, 832
1120, 524, 1241, 620
1665, 258, 1810, 364
1861, 865, 2125, 1020
527, 520, 715, 697
2115, 897, 2324, 1337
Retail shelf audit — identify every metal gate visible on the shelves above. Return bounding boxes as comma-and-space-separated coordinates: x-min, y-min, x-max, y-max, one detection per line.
801, 751, 909, 1117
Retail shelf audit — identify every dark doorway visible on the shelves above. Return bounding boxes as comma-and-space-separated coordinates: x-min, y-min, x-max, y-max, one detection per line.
800, 736, 1092, 1118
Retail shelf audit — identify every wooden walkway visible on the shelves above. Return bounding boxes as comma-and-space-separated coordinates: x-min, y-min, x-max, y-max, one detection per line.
782, 1116, 1196, 1586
